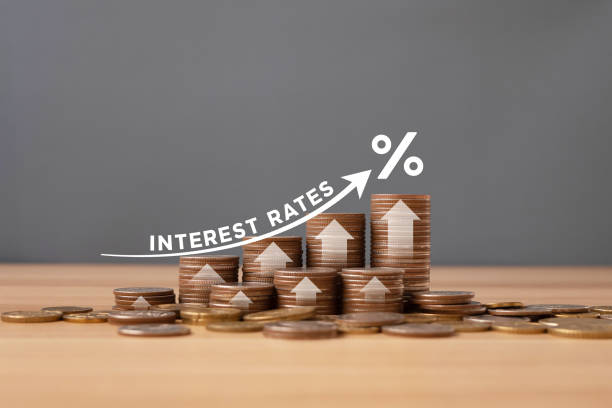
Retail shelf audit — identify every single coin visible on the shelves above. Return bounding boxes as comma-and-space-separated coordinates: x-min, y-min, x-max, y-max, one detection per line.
465, 315, 530, 323
554, 312, 600, 319
539, 317, 586, 327
91, 310, 113, 317
108, 310, 176, 325
491, 321, 547, 334
488, 306, 553, 317
600, 315, 612, 320
113, 287, 174, 296
151, 304, 182, 318
63, 312, 108, 323
243, 307, 317, 322
263, 321, 338, 340
41, 306, 93, 316
589, 306, 612, 315
411, 291, 474, 300
1, 310, 62, 323
410, 313, 464, 321
403, 313, 437, 323
443, 320, 491, 332
529, 304, 589, 314
335, 312, 405, 328
180, 307, 241, 322
484, 302, 524, 309
118, 324, 190, 337
337, 325, 380, 334
206, 321, 265, 332
547, 319, 612, 339
382, 323, 454, 338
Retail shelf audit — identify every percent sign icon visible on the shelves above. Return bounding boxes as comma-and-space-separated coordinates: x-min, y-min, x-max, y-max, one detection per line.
372, 131, 423, 179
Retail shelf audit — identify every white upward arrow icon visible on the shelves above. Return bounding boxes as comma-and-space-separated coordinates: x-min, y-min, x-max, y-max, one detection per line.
191, 264, 225, 282
360, 277, 390, 301
229, 291, 253, 309
291, 277, 322, 304
315, 220, 354, 263
254, 242, 293, 273
381, 200, 421, 257
132, 296, 151, 310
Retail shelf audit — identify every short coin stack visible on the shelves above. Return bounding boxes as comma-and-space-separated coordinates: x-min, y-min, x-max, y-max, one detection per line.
178, 255, 239, 305
306, 213, 365, 269
370, 194, 431, 311
412, 291, 486, 318
242, 237, 303, 283
209, 282, 276, 315
340, 267, 404, 313
274, 267, 340, 315
113, 287, 176, 310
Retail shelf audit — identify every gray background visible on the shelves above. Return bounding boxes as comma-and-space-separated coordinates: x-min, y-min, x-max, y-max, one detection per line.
2, 0, 612, 264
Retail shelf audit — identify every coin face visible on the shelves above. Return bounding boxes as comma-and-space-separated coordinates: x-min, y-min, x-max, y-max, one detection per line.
491, 321, 547, 334
336, 312, 405, 327
547, 319, 612, 339
382, 323, 455, 338
243, 307, 316, 322
206, 321, 265, 332
41, 306, 93, 316
108, 310, 176, 325
442, 320, 491, 332
263, 321, 338, 340
63, 312, 108, 323
1, 310, 63, 323
118, 324, 191, 337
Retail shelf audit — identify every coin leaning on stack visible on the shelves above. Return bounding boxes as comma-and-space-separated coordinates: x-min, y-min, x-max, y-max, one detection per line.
274, 267, 340, 315
112, 287, 176, 310
242, 237, 303, 283
209, 282, 276, 315
340, 267, 404, 313
306, 213, 365, 269
178, 255, 239, 305
370, 194, 431, 312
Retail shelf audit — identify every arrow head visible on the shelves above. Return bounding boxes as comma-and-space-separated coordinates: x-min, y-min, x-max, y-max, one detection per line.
230, 291, 253, 305
341, 170, 371, 199
315, 219, 354, 240
291, 277, 322, 294
381, 200, 421, 221
360, 277, 390, 293
132, 296, 152, 309
254, 242, 293, 263
192, 264, 225, 281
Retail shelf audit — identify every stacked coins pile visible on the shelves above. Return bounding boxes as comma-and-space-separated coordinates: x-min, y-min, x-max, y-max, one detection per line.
370, 194, 431, 311
209, 283, 276, 315
306, 213, 365, 269
274, 267, 340, 315
412, 291, 486, 317
113, 287, 176, 310
242, 237, 303, 283
340, 267, 404, 313
178, 255, 239, 305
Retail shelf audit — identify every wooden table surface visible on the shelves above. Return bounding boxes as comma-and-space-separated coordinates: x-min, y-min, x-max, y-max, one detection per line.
1, 264, 611, 408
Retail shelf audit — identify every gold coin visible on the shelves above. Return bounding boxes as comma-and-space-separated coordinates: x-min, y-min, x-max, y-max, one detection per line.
554, 312, 600, 319
484, 301, 523, 309
443, 320, 491, 332
589, 306, 612, 315
41, 306, 93, 316
337, 325, 380, 334
491, 321, 546, 334
403, 313, 437, 324
547, 319, 612, 339
180, 307, 241, 323
418, 313, 464, 321
63, 312, 108, 323
1, 310, 63, 323
206, 321, 265, 332
243, 307, 316, 322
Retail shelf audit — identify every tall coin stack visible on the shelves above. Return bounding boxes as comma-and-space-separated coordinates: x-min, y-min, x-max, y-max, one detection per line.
113, 287, 176, 310
209, 282, 276, 315
370, 194, 431, 311
274, 267, 340, 316
178, 256, 239, 305
340, 267, 404, 313
242, 237, 302, 283
306, 213, 365, 269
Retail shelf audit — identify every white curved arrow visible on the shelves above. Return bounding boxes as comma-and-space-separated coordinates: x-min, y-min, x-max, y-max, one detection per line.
101, 170, 371, 258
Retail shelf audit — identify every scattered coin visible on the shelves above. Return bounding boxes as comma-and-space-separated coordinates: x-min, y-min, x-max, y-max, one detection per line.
118, 324, 191, 337
206, 321, 265, 332
335, 312, 405, 328
443, 320, 491, 332
337, 325, 380, 334
529, 304, 589, 314
403, 313, 437, 324
180, 307, 241, 324
554, 312, 599, 319
488, 306, 553, 317
63, 312, 108, 323
484, 301, 523, 309
263, 321, 338, 340
417, 312, 464, 321
547, 319, 612, 339
41, 306, 93, 316
1, 310, 63, 323
108, 310, 176, 325
465, 315, 530, 323
412, 291, 474, 302
491, 320, 547, 334
589, 306, 612, 315
113, 287, 174, 296
382, 323, 455, 338
151, 304, 182, 319
243, 307, 316, 323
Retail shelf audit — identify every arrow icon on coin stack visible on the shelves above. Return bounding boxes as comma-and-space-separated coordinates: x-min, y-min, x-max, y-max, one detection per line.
229, 291, 253, 309
360, 277, 390, 301
191, 264, 225, 282
291, 277, 322, 305
254, 242, 293, 273
315, 220, 354, 263
132, 296, 152, 310
381, 200, 420, 257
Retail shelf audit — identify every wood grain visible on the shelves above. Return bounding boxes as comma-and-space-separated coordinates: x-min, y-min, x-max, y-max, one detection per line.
1, 264, 611, 408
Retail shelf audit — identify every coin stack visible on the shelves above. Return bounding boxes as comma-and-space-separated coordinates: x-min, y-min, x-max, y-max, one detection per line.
412, 291, 486, 317
306, 213, 365, 269
113, 287, 176, 310
178, 255, 239, 305
274, 267, 340, 315
370, 194, 431, 311
340, 267, 404, 313
209, 282, 276, 315
242, 237, 303, 283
